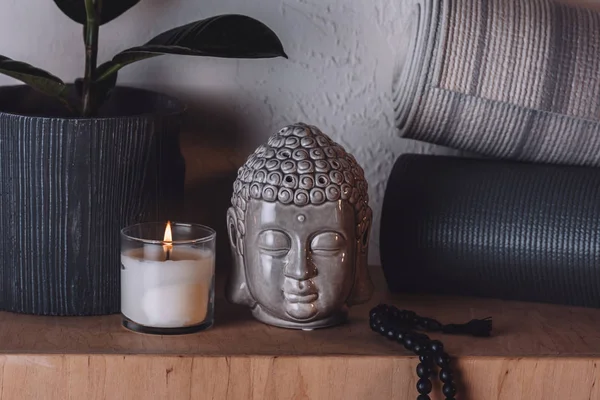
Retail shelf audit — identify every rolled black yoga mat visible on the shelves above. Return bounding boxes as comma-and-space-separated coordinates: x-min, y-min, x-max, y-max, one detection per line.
380, 154, 600, 307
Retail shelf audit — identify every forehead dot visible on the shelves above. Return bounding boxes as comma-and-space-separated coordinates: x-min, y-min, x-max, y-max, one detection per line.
297, 214, 306, 223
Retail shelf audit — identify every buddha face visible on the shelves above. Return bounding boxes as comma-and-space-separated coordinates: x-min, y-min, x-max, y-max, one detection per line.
242, 199, 356, 323
226, 123, 374, 329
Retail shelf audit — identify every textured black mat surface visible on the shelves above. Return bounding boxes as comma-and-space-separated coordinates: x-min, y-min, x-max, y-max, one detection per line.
380, 154, 600, 307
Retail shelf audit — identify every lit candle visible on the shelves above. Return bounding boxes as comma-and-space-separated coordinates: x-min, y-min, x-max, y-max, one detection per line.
120, 222, 216, 334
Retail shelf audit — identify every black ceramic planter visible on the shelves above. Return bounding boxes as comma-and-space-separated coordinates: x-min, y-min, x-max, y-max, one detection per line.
0, 86, 186, 315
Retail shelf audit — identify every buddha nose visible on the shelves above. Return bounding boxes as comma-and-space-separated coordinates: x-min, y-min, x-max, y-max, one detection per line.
284, 246, 316, 281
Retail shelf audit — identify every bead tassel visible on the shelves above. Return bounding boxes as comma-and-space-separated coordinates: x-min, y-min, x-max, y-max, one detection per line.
369, 304, 493, 400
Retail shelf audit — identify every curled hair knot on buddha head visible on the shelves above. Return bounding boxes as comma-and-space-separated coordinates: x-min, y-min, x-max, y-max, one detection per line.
230, 123, 371, 249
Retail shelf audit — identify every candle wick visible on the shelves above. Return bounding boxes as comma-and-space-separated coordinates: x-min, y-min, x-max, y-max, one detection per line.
165, 248, 171, 261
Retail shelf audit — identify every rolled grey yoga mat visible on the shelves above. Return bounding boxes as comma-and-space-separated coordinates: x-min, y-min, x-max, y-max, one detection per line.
394, 0, 600, 166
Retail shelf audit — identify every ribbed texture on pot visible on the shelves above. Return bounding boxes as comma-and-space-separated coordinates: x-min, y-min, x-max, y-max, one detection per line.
381, 154, 600, 308
394, 0, 600, 166
0, 86, 185, 315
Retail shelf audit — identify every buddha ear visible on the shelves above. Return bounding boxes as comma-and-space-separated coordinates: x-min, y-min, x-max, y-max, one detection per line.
348, 208, 374, 306
227, 207, 241, 256
225, 207, 255, 307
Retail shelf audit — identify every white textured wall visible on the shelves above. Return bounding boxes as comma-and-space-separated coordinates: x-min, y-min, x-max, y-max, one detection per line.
0, 0, 460, 265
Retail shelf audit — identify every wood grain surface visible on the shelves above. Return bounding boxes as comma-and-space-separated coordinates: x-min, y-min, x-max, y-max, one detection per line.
1, 265, 600, 399
3, 286, 600, 358
0, 355, 598, 400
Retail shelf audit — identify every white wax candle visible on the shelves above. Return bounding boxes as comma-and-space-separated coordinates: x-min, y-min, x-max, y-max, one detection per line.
121, 246, 214, 328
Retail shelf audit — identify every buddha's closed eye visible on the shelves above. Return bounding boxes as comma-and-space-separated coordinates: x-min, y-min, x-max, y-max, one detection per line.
311, 232, 346, 255
258, 230, 291, 256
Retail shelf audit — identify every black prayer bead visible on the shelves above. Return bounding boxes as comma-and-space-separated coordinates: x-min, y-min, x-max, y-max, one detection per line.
412, 342, 424, 354
412, 333, 426, 341
369, 305, 459, 400
416, 378, 432, 394
429, 340, 444, 353
403, 335, 415, 350
425, 318, 442, 330
416, 363, 432, 378
435, 352, 451, 367
439, 368, 453, 383
442, 383, 457, 397
419, 354, 432, 364
396, 331, 405, 342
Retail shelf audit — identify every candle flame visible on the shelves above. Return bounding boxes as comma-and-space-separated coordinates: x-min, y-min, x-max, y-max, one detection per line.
163, 221, 173, 259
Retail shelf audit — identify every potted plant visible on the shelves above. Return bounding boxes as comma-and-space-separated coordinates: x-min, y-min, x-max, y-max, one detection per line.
0, 0, 286, 316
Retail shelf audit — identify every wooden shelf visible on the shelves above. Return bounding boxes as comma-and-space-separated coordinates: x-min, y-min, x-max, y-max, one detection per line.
2, 267, 600, 399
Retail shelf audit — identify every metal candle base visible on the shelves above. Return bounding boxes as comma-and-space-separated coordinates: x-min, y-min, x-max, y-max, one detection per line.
122, 316, 213, 335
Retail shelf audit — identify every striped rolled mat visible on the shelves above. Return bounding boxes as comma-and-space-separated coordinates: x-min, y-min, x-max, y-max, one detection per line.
394, 0, 600, 166
380, 154, 600, 307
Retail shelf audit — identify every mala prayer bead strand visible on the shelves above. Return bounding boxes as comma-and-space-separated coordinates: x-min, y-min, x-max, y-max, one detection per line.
369, 304, 492, 400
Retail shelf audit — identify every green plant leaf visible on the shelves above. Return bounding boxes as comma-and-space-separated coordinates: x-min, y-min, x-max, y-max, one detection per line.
53, 0, 141, 25
96, 14, 287, 82
0, 55, 67, 98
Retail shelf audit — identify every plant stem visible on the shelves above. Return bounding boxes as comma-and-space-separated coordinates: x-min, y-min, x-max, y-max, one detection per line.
82, 0, 99, 117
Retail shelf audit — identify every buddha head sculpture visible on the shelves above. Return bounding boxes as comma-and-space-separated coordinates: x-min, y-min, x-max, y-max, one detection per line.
226, 123, 373, 329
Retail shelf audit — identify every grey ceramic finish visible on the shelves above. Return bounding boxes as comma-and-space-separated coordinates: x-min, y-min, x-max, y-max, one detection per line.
227, 123, 373, 329
0, 86, 185, 315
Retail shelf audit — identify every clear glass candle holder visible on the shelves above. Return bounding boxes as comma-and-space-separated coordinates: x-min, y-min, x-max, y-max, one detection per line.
120, 222, 216, 335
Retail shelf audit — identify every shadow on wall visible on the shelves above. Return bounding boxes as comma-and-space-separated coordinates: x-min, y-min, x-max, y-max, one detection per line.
173, 92, 265, 272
